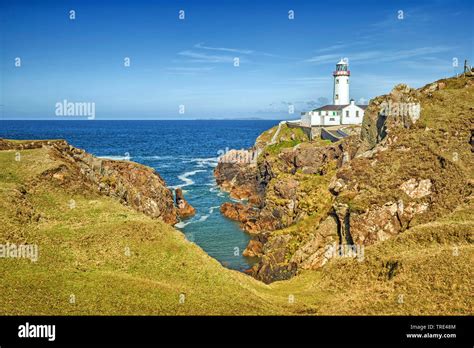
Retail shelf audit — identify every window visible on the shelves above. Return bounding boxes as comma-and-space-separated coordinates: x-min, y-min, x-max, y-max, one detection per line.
335, 94, 339, 100
329, 117, 335, 121
356, 111, 359, 117
347, 79, 349, 84
346, 111, 349, 117
336, 79, 339, 84
333, 111, 336, 116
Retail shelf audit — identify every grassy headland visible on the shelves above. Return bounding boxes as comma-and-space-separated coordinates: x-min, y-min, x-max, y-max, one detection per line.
1, 75, 473, 315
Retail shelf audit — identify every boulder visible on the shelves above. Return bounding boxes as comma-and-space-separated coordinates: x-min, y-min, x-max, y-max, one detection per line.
243, 239, 263, 257
175, 188, 195, 218
399, 178, 432, 199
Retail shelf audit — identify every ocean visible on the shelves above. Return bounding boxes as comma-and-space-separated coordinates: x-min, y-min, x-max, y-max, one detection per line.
0, 120, 278, 271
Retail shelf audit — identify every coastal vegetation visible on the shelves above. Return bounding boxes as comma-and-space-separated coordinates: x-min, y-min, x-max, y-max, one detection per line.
0, 75, 472, 315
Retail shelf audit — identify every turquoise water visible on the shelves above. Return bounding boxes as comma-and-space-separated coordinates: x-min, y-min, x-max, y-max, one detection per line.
0, 120, 278, 270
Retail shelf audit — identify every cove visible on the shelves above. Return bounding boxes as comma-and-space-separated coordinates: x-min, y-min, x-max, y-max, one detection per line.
0, 119, 278, 270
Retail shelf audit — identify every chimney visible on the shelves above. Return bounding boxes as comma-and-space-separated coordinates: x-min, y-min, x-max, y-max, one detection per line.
350, 99, 355, 105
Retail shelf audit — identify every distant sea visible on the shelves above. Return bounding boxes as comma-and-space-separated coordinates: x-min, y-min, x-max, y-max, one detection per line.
0, 120, 278, 270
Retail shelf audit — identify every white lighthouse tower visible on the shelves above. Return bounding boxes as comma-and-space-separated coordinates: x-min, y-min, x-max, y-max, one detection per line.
333, 59, 350, 105
299, 59, 367, 128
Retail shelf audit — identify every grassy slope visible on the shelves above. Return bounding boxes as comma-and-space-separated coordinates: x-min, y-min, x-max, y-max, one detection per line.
1, 77, 473, 317
1, 143, 471, 316
0, 147, 285, 315
256, 123, 311, 154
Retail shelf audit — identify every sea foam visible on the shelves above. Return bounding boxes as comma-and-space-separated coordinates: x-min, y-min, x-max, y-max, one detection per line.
170, 170, 207, 189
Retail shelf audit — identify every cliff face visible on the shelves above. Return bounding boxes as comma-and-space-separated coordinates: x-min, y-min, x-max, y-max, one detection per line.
214, 160, 260, 203
333, 78, 473, 247
215, 75, 474, 283
0, 139, 179, 224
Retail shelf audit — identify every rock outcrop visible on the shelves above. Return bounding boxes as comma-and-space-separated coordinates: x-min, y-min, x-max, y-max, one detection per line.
0, 139, 67, 151
1, 139, 180, 224
51, 142, 179, 224
290, 215, 339, 269
359, 83, 421, 152
215, 75, 474, 283
175, 188, 195, 218
330, 77, 473, 248
242, 239, 263, 257
214, 160, 260, 203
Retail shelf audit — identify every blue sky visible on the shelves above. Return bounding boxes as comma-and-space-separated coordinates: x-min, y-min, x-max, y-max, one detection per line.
1, 0, 473, 120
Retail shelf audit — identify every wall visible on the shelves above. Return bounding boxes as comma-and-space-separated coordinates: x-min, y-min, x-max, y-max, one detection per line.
323, 114, 340, 126
306, 111, 321, 126
341, 104, 364, 125
301, 113, 311, 127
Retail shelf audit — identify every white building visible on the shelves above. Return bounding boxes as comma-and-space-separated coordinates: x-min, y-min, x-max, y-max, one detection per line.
301, 59, 367, 127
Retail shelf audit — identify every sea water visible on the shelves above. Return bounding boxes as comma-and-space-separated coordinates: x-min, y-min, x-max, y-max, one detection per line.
0, 120, 278, 270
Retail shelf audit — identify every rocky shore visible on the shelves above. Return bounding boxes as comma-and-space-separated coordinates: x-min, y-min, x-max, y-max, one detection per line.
0, 139, 194, 225
215, 75, 474, 283
0, 75, 472, 316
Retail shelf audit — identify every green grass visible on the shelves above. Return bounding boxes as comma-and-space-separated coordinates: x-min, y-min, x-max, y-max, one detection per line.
0, 145, 471, 315
0, 148, 280, 315
256, 123, 309, 151
266, 139, 301, 155
0, 74, 473, 317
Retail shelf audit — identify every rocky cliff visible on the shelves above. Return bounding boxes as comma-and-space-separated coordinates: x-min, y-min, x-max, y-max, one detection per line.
0, 139, 181, 224
215, 75, 474, 283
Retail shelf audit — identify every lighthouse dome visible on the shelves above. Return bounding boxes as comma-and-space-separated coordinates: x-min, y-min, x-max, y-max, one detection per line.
337, 59, 348, 65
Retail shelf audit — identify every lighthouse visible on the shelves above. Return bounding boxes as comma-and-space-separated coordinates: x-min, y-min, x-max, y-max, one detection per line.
333, 59, 350, 105
299, 59, 367, 128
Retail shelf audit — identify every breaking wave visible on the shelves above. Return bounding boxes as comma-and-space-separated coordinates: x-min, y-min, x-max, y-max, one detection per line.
170, 170, 207, 189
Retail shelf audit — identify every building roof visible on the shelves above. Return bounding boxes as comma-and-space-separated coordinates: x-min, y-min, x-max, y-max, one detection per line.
313, 104, 346, 111
312, 104, 368, 112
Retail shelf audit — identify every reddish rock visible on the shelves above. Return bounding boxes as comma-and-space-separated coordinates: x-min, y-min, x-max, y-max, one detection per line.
39, 140, 179, 224
220, 202, 254, 223
243, 239, 263, 257
175, 188, 195, 218
214, 161, 259, 201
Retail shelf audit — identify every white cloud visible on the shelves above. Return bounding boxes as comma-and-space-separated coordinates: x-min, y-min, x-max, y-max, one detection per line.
194, 43, 254, 55
178, 50, 241, 63
193, 42, 297, 60
376, 46, 453, 62
304, 46, 453, 65
316, 43, 348, 53
304, 54, 342, 64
